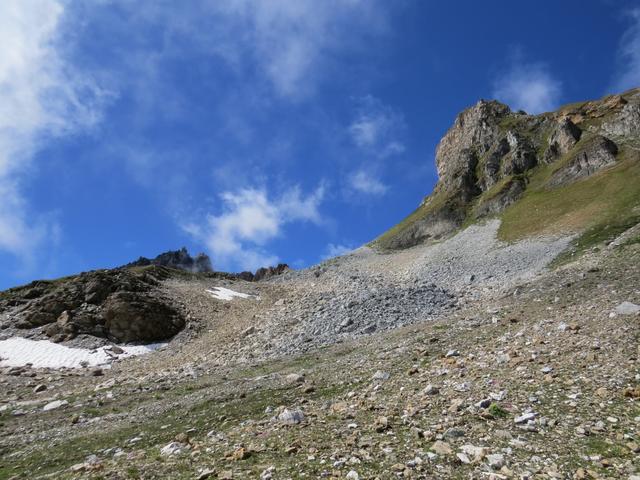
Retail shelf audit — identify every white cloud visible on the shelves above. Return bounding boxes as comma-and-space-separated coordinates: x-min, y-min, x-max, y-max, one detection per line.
492, 59, 561, 114
346, 96, 403, 197
183, 185, 324, 271
321, 243, 354, 260
0, 0, 106, 260
349, 95, 406, 157
349, 170, 388, 196
612, 8, 640, 92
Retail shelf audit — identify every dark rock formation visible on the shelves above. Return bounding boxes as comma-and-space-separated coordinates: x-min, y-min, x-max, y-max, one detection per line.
253, 263, 290, 281
237, 264, 290, 282
126, 248, 213, 273
1, 267, 183, 343
547, 135, 618, 187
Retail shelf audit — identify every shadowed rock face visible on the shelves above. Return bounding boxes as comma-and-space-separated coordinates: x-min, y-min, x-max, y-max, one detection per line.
376, 88, 640, 250
547, 135, 618, 187
0, 267, 184, 344
126, 248, 213, 273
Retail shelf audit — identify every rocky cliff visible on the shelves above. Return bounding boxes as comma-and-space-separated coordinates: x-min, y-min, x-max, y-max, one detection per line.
374, 88, 640, 250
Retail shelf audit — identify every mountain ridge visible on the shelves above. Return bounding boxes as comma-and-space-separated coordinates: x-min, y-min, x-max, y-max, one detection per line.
373, 88, 640, 251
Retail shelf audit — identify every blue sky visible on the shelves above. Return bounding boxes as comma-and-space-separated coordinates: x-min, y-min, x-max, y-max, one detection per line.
1, 0, 639, 289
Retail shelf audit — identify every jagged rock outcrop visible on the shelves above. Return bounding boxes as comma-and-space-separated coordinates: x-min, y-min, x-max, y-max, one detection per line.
375, 88, 640, 250
237, 263, 290, 282
547, 135, 618, 187
126, 247, 213, 273
0, 267, 184, 343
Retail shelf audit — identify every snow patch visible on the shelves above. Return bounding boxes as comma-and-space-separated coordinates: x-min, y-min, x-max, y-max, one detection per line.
206, 287, 259, 301
0, 337, 166, 369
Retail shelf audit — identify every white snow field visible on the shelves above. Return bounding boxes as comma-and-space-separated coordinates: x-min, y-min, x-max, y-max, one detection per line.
206, 287, 258, 301
0, 337, 166, 369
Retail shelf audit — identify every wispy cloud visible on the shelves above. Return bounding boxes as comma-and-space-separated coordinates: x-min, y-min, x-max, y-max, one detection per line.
183, 185, 325, 271
492, 54, 562, 114
349, 170, 388, 196
0, 0, 107, 262
346, 95, 404, 197
349, 95, 406, 157
321, 242, 354, 260
611, 8, 640, 92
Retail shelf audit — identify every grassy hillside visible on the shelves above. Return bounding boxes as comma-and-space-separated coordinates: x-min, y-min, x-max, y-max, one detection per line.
372, 145, 640, 259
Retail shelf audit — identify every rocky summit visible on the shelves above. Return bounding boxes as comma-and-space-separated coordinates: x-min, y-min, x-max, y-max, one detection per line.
1, 90, 639, 480
126, 248, 214, 273
374, 88, 640, 250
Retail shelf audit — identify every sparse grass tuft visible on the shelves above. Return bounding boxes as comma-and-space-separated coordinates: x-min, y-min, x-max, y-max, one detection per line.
488, 403, 508, 418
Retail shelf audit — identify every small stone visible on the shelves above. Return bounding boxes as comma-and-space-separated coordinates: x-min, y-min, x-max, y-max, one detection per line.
456, 452, 471, 464
109, 345, 124, 354
423, 384, 439, 395
33, 384, 47, 393
242, 326, 256, 337
626, 441, 640, 453
91, 368, 103, 377
372, 370, 390, 382
197, 469, 216, 480
445, 349, 460, 358
514, 412, 536, 424
486, 453, 505, 469
443, 428, 465, 441
231, 447, 250, 461
374, 416, 389, 432
346, 471, 359, 480
623, 387, 640, 398
43, 400, 68, 411
160, 442, 187, 456
574, 468, 587, 480
285, 373, 305, 384
260, 467, 275, 480
460, 444, 487, 461
430, 440, 453, 456
615, 301, 640, 315
277, 408, 305, 425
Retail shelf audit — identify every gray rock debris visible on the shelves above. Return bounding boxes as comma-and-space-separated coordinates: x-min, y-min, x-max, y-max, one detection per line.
615, 301, 640, 315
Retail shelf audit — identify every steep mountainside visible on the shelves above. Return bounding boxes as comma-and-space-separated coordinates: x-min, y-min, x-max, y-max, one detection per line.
374, 88, 640, 251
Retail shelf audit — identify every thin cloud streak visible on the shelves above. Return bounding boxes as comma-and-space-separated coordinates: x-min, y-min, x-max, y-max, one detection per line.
492, 56, 562, 114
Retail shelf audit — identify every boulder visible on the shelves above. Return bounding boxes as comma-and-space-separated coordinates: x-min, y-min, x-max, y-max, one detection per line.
103, 292, 184, 343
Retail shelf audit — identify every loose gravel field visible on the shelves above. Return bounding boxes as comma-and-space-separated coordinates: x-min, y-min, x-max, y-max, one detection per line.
1, 221, 639, 480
